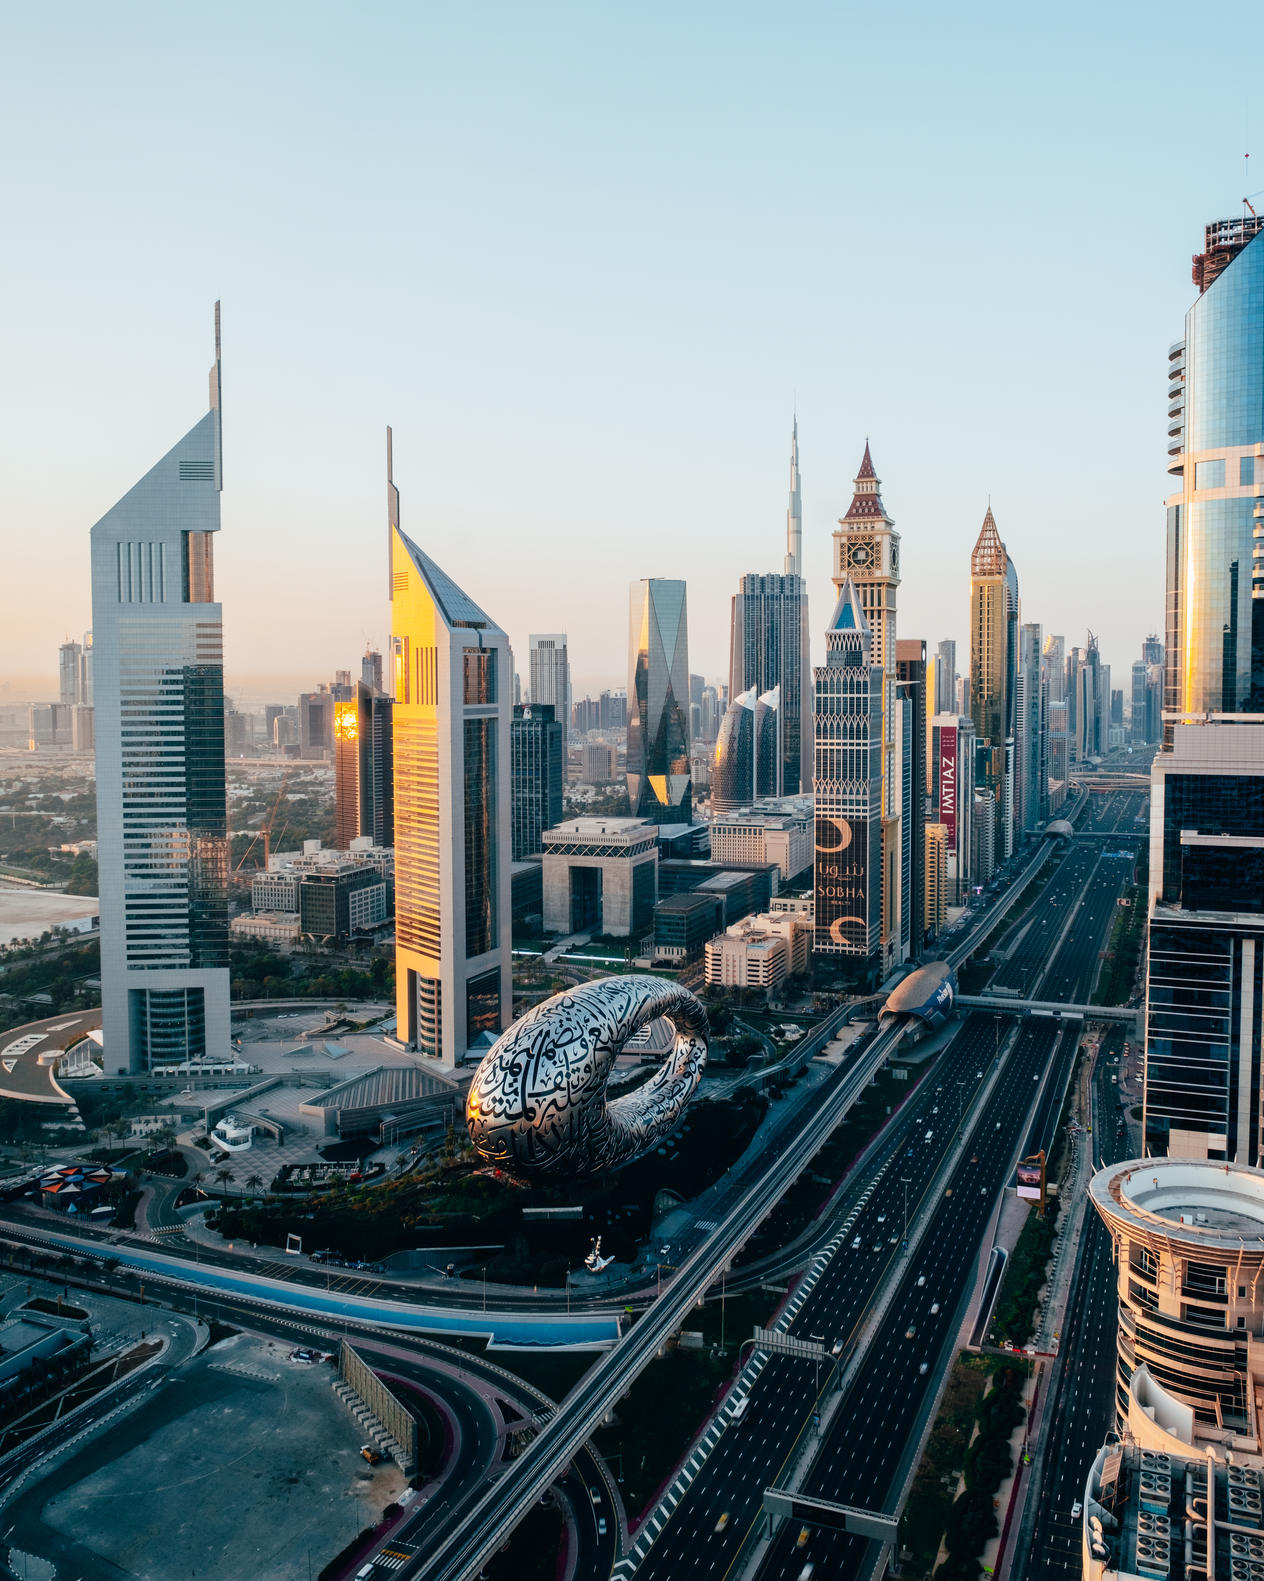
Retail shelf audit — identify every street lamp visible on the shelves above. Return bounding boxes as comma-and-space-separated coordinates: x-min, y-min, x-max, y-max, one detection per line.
901, 1177, 911, 1246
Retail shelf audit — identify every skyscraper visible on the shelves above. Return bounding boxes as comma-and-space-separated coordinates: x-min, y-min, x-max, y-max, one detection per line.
334, 681, 394, 850
389, 432, 512, 1066
58, 640, 83, 705
813, 579, 883, 963
896, 640, 928, 952
510, 702, 564, 860
362, 648, 384, 692
934, 640, 956, 723
728, 424, 812, 795
1016, 621, 1048, 832
1143, 213, 1264, 1162
831, 444, 904, 969
968, 507, 1019, 861
1165, 216, 1264, 725
528, 634, 570, 726
712, 685, 781, 813
90, 306, 229, 1074
627, 579, 692, 825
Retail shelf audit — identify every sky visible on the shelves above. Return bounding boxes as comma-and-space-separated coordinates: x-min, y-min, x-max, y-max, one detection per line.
1, 0, 1259, 704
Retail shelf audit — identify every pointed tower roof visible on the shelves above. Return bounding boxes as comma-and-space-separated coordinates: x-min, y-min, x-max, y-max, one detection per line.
840, 441, 891, 524
828, 577, 870, 634
395, 529, 499, 632
970, 506, 1007, 578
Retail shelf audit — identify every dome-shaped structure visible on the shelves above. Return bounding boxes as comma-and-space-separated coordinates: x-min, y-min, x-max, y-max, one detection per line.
1044, 819, 1075, 839
754, 686, 781, 801
879, 960, 957, 1029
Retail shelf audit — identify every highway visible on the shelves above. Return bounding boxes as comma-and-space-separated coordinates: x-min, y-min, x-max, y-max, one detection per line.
1004, 1033, 1131, 1580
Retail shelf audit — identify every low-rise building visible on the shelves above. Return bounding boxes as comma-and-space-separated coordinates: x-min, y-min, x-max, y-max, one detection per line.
652, 891, 724, 962
709, 798, 813, 884
704, 910, 812, 990
541, 817, 659, 937
230, 912, 301, 946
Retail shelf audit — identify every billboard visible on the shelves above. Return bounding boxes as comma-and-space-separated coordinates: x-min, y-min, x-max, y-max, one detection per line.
815, 814, 871, 954
1015, 1160, 1043, 1201
938, 726, 958, 852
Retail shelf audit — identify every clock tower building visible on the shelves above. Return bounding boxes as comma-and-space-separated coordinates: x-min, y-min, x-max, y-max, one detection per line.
830, 443, 906, 971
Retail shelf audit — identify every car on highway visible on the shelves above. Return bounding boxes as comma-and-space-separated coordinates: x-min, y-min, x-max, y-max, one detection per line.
931, 1301, 940, 1314
906, 1325, 916, 1339
598, 1517, 608, 1536
851, 1235, 862, 1249
715, 1513, 730, 1532
797, 1526, 810, 1548
1071, 1500, 1083, 1519
919, 1361, 929, 1375
872, 1243, 882, 1252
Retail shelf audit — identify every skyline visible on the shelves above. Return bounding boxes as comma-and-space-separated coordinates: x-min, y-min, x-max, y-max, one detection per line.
4, 3, 1259, 702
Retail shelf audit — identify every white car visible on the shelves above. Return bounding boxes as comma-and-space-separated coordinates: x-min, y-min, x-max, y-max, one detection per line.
1071, 1500, 1083, 1519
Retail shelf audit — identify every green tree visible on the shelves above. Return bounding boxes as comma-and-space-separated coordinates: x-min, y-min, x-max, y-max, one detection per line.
63, 852, 99, 896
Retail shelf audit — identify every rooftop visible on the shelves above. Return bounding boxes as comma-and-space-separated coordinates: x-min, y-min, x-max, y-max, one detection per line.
1091, 1156, 1264, 1247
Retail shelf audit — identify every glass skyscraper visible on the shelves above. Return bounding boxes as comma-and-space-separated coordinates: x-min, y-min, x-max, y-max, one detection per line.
90, 308, 230, 1074
627, 579, 692, 825
389, 432, 512, 1066
1165, 218, 1264, 724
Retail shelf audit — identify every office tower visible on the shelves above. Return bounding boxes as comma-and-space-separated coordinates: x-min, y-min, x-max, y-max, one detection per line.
362, 648, 383, 692
969, 506, 1019, 861
971, 787, 996, 885
726, 423, 812, 795
1042, 633, 1065, 705
698, 685, 720, 744
58, 640, 83, 705
1166, 216, 1264, 725
511, 703, 564, 860
1073, 633, 1105, 760
389, 433, 512, 1067
80, 632, 93, 706
785, 415, 802, 576
813, 580, 883, 962
924, 824, 948, 937
1016, 621, 1048, 832
930, 712, 975, 903
896, 640, 928, 954
832, 444, 904, 969
730, 573, 810, 797
334, 682, 394, 850
1046, 698, 1069, 808
90, 306, 229, 1075
298, 687, 333, 757
712, 686, 781, 813
529, 634, 570, 727
934, 640, 956, 725
627, 579, 692, 825
1129, 660, 1149, 743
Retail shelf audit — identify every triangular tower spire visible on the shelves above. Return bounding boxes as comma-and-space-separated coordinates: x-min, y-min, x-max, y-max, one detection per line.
971, 505, 1007, 578
785, 415, 802, 576
841, 442, 890, 523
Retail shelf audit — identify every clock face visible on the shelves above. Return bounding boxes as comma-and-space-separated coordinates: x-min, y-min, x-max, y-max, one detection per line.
848, 541, 873, 569
891, 544, 900, 575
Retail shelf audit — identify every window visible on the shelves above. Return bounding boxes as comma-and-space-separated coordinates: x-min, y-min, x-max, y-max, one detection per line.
1242, 455, 1257, 487
463, 649, 496, 705
1195, 458, 1226, 490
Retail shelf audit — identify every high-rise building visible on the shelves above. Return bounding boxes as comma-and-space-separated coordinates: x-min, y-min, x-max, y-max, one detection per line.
1016, 621, 1048, 832
896, 640, 928, 954
90, 306, 229, 1074
58, 640, 83, 706
362, 648, 383, 692
627, 579, 692, 825
934, 640, 956, 724
298, 687, 333, 758
712, 686, 781, 813
80, 632, 93, 706
831, 444, 904, 969
334, 682, 394, 850
528, 634, 570, 728
925, 823, 948, 937
389, 432, 512, 1067
510, 703, 564, 860
727, 423, 812, 795
1042, 633, 1065, 706
813, 579, 883, 963
969, 507, 1019, 861
1165, 217, 1264, 726
930, 712, 975, 904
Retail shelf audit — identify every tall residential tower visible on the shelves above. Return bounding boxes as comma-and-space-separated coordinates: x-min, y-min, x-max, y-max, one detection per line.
90, 307, 229, 1074
627, 579, 692, 825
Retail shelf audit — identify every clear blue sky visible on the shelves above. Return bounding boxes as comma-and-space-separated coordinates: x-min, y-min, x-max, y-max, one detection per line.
1, 0, 1258, 702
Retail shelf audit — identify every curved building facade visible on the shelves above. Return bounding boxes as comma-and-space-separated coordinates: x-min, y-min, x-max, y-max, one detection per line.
1165, 221, 1264, 722
711, 688, 757, 813
1091, 1157, 1264, 1457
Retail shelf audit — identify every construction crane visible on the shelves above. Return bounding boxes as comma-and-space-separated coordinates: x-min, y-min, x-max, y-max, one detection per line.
233, 768, 290, 875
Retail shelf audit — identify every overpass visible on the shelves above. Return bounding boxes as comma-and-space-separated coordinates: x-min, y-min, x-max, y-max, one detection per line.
957, 993, 1141, 1029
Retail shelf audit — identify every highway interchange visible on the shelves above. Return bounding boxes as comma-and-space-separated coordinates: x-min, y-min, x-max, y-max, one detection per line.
0, 784, 1147, 1581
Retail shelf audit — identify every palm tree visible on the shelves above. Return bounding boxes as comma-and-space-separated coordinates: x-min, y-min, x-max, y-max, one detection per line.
245, 1173, 263, 1196
215, 1167, 234, 1194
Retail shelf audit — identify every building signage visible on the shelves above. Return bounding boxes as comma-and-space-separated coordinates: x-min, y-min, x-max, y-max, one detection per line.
815, 815, 870, 953
939, 725, 958, 852
1015, 1160, 1043, 1201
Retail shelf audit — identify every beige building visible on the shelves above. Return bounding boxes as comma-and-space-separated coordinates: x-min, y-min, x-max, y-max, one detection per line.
709, 799, 812, 885
1090, 1156, 1264, 1466
925, 822, 948, 936
704, 910, 812, 991
541, 817, 659, 938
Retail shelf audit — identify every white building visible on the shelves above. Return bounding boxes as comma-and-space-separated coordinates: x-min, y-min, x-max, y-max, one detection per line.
540, 817, 659, 938
704, 910, 812, 990
90, 307, 230, 1074
528, 634, 570, 725
390, 433, 513, 1067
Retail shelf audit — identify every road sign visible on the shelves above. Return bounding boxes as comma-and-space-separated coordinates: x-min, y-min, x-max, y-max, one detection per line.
752, 1327, 826, 1361
763, 1489, 897, 1542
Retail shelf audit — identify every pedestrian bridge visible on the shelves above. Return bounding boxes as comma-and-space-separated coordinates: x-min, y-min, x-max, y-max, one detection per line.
957, 994, 1141, 1029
